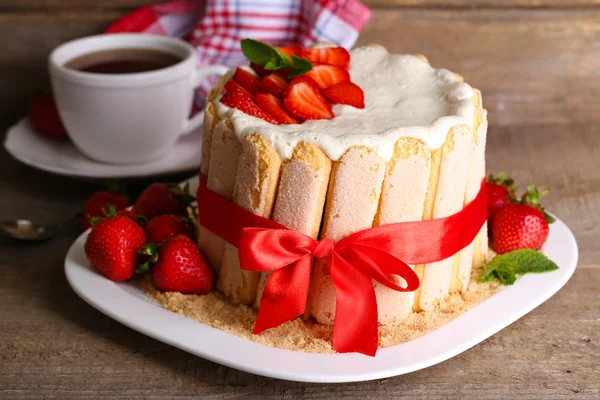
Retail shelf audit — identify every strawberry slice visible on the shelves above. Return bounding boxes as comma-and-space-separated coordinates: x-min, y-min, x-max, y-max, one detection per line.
301, 47, 350, 68
256, 93, 300, 124
221, 80, 278, 124
277, 45, 302, 58
250, 62, 269, 78
305, 64, 350, 90
233, 67, 262, 95
284, 76, 333, 120
261, 72, 289, 98
323, 82, 365, 109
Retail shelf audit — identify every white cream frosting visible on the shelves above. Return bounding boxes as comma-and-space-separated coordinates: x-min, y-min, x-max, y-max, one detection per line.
214, 46, 476, 161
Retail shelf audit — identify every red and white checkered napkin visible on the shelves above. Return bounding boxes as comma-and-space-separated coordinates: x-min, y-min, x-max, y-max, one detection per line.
106, 0, 371, 97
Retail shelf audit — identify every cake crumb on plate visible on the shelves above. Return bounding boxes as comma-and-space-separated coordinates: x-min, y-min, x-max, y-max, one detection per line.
141, 250, 502, 353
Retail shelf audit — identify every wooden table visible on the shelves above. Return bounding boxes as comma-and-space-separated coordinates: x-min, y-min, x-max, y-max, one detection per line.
1, 1, 599, 398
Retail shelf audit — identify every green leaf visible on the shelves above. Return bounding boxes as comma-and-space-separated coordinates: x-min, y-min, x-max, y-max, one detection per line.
494, 262, 517, 285
240, 38, 312, 78
480, 249, 559, 285
241, 39, 291, 71
287, 55, 313, 78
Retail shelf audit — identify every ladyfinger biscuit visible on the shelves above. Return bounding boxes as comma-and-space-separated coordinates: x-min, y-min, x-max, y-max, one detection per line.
414, 124, 475, 311
200, 75, 227, 176
220, 134, 282, 305
308, 147, 386, 325
197, 118, 242, 276
254, 143, 332, 308
372, 138, 431, 325
452, 93, 488, 293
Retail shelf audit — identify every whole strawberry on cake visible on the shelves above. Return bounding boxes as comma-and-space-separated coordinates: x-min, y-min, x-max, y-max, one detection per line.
198, 39, 488, 328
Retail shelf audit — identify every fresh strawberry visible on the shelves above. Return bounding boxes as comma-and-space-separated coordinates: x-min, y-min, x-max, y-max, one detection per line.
132, 183, 193, 220
301, 47, 350, 68
305, 65, 350, 90
28, 93, 68, 139
232, 67, 263, 95
151, 234, 214, 294
277, 45, 302, 58
492, 185, 555, 254
261, 72, 289, 98
323, 82, 365, 109
84, 216, 146, 281
146, 214, 194, 244
256, 93, 300, 124
221, 80, 279, 124
116, 209, 139, 223
284, 76, 333, 120
250, 62, 269, 78
83, 191, 129, 231
486, 172, 515, 230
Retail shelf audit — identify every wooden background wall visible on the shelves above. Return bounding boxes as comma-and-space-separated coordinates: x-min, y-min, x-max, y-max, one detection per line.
1, 0, 599, 130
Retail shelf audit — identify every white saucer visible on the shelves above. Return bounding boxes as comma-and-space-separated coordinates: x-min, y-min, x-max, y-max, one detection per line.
4, 118, 202, 178
65, 209, 578, 383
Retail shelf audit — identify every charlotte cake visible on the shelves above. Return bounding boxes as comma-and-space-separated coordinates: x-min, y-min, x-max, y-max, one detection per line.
198, 43, 488, 330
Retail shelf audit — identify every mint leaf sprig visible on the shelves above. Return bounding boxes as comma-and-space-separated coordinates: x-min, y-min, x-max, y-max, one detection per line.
480, 249, 559, 285
241, 39, 312, 79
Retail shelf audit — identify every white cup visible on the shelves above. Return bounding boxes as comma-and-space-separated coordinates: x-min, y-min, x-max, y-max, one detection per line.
49, 34, 228, 164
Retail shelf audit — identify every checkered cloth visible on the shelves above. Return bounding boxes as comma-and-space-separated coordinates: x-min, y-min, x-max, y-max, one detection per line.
106, 0, 371, 101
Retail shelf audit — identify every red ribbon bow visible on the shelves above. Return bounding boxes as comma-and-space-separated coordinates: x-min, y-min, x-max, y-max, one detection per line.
197, 176, 487, 356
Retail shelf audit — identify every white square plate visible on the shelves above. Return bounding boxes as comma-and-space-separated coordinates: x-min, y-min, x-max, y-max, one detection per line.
65, 211, 578, 383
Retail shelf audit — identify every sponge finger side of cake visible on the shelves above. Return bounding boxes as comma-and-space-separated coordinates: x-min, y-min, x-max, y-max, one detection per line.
372, 138, 432, 325
197, 118, 242, 277
414, 124, 476, 311
254, 143, 332, 308
220, 134, 282, 306
452, 90, 488, 292
307, 147, 386, 325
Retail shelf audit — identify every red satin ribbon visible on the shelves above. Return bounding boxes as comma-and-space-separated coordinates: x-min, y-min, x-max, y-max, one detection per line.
197, 175, 487, 356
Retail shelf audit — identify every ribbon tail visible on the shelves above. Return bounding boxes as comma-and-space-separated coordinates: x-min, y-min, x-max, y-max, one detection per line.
330, 254, 378, 356
254, 256, 312, 334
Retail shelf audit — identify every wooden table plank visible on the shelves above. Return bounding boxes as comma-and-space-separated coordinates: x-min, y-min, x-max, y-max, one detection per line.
2, 9, 599, 128
5, 0, 600, 11
0, 256, 597, 398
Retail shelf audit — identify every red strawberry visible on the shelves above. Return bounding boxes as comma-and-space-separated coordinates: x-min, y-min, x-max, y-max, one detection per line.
323, 82, 365, 109
305, 65, 350, 90
83, 191, 129, 231
277, 45, 302, 58
486, 172, 515, 229
492, 185, 555, 254
116, 209, 139, 223
261, 72, 289, 98
132, 183, 193, 220
221, 80, 279, 124
232, 67, 263, 95
84, 216, 146, 281
301, 47, 350, 68
28, 93, 68, 139
151, 235, 214, 294
284, 76, 333, 120
250, 62, 269, 78
256, 93, 300, 124
146, 214, 194, 244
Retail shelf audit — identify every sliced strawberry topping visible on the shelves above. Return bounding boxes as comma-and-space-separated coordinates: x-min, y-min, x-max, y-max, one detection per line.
301, 47, 350, 68
256, 93, 300, 125
250, 62, 269, 78
323, 82, 365, 109
305, 64, 350, 90
232, 67, 262, 95
261, 72, 289, 98
221, 80, 278, 124
277, 45, 302, 58
284, 76, 333, 120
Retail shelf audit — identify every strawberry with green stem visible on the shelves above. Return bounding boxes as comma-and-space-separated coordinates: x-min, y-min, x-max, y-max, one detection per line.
492, 184, 555, 254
